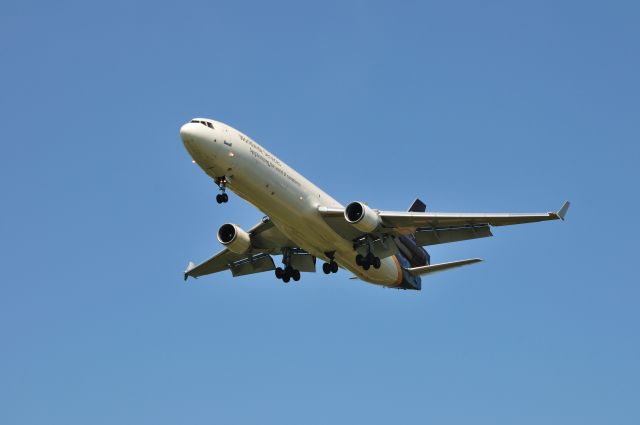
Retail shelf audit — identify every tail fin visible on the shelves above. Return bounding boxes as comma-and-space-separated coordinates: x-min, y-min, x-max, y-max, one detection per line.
408, 198, 427, 212
402, 198, 430, 266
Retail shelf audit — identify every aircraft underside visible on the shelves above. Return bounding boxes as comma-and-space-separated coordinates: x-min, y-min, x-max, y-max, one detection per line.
180, 118, 569, 290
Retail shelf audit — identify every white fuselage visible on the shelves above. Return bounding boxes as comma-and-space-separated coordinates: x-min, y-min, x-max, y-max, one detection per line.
180, 118, 404, 287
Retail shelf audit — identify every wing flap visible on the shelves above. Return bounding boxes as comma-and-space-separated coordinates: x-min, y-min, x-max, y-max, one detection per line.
229, 253, 276, 277
381, 211, 558, 228
414, 224, 493, 246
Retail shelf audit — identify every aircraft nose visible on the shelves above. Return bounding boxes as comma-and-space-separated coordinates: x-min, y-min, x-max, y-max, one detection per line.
180, 123, 197, 144
180, 121, 217, 164
180, 122, 209, 152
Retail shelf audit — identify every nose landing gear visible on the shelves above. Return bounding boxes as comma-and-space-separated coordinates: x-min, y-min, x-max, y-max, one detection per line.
215, 176, 229, 204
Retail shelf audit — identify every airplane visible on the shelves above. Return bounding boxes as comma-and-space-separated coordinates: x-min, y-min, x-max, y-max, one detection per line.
180, 118, 569, 290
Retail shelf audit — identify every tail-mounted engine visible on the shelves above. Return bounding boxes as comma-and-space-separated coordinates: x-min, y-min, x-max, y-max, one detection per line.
217, 223, 251, 254
344, 201, 381, 233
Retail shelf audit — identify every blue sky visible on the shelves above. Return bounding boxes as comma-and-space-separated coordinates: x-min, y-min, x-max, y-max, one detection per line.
1, 1, 639, 423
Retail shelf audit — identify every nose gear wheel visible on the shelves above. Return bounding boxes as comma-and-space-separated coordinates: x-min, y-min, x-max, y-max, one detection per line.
215, 176, 229, 204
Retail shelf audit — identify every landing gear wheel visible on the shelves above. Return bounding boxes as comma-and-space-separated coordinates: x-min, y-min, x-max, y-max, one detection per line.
292, 270, 301, 281
363, 263, 371, 271
330, 261, 339, 273
366, 252, 375, 264
275, 267, 283, 279
283, 275, 291, 283
215, 177, 229, 203
373, 257, 381, 269
322, 263, 331, 274
355, 254, 364, 266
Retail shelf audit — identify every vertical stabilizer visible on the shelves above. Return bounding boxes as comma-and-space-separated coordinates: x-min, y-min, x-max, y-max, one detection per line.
408, 198, 427, 212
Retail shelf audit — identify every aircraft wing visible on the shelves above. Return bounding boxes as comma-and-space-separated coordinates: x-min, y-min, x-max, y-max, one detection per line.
184, 250, 277, 279
319, 201, 570, 246
378, 201, 570, 229
184, 217, 295, 280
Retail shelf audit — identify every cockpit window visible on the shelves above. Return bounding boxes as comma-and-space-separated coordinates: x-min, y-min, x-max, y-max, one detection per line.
190, 119, 214, 129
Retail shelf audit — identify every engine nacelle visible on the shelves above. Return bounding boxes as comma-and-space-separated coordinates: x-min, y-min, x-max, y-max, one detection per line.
344, 201, 381, 233
217, 223, 251, 254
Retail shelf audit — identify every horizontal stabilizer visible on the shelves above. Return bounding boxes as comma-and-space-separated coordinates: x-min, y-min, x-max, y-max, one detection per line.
407, 258, 482, 276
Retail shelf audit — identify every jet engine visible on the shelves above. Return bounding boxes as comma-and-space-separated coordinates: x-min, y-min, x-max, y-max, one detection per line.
217, 223, 251, 254
344, 201, 381, 233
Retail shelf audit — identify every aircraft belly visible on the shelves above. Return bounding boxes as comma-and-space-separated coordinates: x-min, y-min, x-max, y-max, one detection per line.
339, 254, 403, 286
235, 188, 402, 286
224, 139, 404, 287
269, 208, 403, 287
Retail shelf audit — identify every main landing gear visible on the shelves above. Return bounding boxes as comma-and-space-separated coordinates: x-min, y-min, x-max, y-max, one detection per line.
274, 266, 300, 283
275, 249, 300, 283
353, 237, 382, 271
215, 176, 229, 204
322, 251, 339, 274
322, 260, 339, 274
355, 252, 381, 271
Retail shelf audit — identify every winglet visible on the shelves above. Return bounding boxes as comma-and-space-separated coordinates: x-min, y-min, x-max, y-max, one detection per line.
184, 261, 196, 281
556, 201, 570, 220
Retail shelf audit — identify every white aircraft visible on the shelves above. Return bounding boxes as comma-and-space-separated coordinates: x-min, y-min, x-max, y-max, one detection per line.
181, 118, 569, 290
